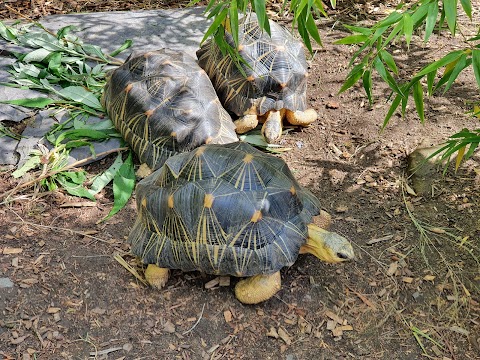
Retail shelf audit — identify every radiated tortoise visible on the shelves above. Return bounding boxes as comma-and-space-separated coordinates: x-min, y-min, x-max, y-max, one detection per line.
102, 48, 238, 171
129, 142, 354, 304
197, 13, 318, 143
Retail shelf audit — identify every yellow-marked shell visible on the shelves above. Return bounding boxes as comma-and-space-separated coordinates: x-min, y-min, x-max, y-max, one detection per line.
129, 142, 322, 276
102, 49, 238, 170
197, 13, 309, 117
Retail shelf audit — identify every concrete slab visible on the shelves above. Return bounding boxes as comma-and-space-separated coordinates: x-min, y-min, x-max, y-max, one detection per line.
0, 7, 210, 166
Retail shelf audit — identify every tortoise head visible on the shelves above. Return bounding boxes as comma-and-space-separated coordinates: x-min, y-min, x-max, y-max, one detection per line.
299, 224, 355, 263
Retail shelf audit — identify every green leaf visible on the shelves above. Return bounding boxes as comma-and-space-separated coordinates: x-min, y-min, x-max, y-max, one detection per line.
459, 0, 472, 19
89, 153, 124, 195
412, 81, 424, 122
472, 49, 480, 90
443, 0, 457, 35
253, 0, 270, 34
0, 21, 17, 41
82, 44, 108, 62
380, 50, 398, 75
425, 2, 439, 42
338, 63, 364, 94
382, 93, 402, 129
54, 128, 113, 146
305, 11, 322, 46
343, 25, 372, 36
12, 155, 41, 178
362, 70, 373, 104
109, 39, 133, 57
443, 53, 469, 93
201, 7, 228, 44
0, 97, 55, 109
413, 50, 464, 79
403, 13, 413, 48
56, 173, 95, 200
22, 48, 52, 63
334, 34, 369, 45
375, 11, 403, 29
102, 153, 135, 221
426, 69, 436, 95
229, 0, 239, 46
57, 86, 103, 110
373, 57, 404, 96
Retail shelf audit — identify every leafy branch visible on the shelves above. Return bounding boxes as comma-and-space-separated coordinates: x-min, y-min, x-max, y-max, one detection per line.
0, 20, 135, 220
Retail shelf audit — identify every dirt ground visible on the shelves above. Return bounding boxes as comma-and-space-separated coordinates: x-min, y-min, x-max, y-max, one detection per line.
1, 1, 479, 360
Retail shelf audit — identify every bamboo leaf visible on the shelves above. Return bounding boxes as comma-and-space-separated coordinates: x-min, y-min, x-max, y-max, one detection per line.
426, 69, 436, 95
338, 64, 364, 94
414, 50, 464, 79
403, 13, 413, 48
443, 0, 457, 35
374, 57, 404, 96
362, 70, 373, 104
380, 50, 398, 75
424, 1, 439, 42
443, 53, 469, 93
305, 12, 322, 45
334, 34, 369, 45
229, 0, 239, 46
109, 39, 133, 57
472, 49, 480, 90
455, 145, 466, 171
382, 93, 402, 129
459, 0, 472, 19
201, 7, 228, 44
412, 81, 424, 123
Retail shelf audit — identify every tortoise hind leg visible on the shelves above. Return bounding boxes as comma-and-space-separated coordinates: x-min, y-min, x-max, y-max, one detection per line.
285, 109, 317, 127
144, 264, 170, 289
234, 271, 281, 304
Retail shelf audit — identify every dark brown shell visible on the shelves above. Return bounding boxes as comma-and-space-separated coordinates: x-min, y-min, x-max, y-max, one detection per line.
102, 49, 238, 170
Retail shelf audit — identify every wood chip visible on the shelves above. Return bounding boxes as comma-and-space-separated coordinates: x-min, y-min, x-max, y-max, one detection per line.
387, 262, 398, 276
163, 320, 175, 333
366, 234, 394, 245
331, 328, 343, 337
3, 247, 23, 255
204, 277, 219, 289
430, 227, 445, 234
326, 320, 336, 330
423, 275, 435, 282
277, 327, 291, 345
325, 310, 343, 324
326, 101, 340, 109
11, 335, 28, 345
223, 310, 232, 323
218, 276, 230, 287
338, 325, 353, 331
402, 277, 414, 283
60, 201, 96, 208
266, 327, 279, 338
46, 307, 61, 314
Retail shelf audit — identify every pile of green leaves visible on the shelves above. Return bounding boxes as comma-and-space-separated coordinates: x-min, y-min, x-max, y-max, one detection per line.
334, 0, 480, 165
0, 21, 135, 220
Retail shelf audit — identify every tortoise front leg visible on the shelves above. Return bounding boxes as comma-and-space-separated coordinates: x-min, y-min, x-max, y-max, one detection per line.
261, 110, 283, 143
285, 109, 317, 127
144, 264, 170, 289
234, 114, 259, 134
234, 271, 281, 304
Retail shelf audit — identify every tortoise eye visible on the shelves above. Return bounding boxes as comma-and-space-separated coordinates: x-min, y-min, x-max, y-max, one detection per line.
336, 252, 350, 260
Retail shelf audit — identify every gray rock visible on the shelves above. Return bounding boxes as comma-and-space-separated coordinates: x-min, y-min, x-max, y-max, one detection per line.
0, 277, 14, 288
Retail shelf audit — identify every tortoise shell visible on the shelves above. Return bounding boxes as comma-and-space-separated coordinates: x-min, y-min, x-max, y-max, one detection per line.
102, 48, 238, 170
196, 13, 309, 117
128, 141, 321, 276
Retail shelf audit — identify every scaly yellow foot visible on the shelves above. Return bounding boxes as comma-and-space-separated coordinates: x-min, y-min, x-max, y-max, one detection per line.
144, 264, 169, 289
285, 108, 317, 126
234, 114, 259, 134
234, 271, 281, 304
